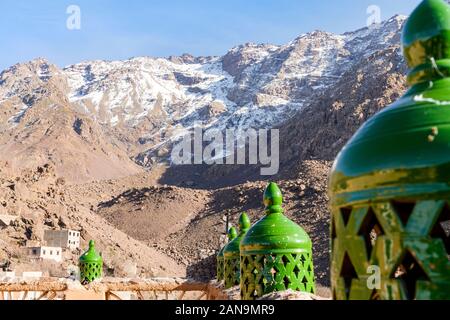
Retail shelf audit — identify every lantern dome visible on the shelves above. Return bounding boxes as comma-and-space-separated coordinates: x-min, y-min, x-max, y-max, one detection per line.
224, 214, 251, 254
240, 183, 315, 300
241, 183, 312, 254
79, 240, 102, 264
329, 0, 450, 300
218, 227, 238, 259
330, 0, 450, 208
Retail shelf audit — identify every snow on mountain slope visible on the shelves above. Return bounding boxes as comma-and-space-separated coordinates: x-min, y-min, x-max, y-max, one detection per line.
0, 15, 407, 170
66, 57, 234, 127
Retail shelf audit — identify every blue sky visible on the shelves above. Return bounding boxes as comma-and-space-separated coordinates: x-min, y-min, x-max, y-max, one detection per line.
0, 0, 422, 71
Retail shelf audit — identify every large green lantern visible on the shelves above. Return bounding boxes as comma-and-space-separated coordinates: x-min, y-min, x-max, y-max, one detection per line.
223, 213, 251, 289
329, 0, 450, 300
79, 240, 103, 284
217, 227, 238, 282
240, 183, 315, 300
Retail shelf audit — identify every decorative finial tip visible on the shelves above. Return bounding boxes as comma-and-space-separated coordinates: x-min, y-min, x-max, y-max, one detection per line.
239, 212, 251, 232
228, 227, 238, 240
89, 240, 95, 248
263, 182, 283, 214
402, 0, 450, 84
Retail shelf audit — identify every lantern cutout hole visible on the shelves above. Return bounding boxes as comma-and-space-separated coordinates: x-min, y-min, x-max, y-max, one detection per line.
391, 201, 416, 227
341, 207, 352, 226
357, 207, 385, 260
340, 252, 358, 299
430, 203, 450, 256
391, 250, 430, 300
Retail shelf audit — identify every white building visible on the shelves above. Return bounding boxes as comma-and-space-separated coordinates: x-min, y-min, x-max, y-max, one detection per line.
27, 246, 62, 263
44, 229, 81, 250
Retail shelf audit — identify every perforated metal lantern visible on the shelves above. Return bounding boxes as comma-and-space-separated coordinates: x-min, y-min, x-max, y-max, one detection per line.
240, 183, 315, 300
329, 0, 450, 300
217, 227, 238, 282
223, 213, 251, 289
79, 240, 103, 284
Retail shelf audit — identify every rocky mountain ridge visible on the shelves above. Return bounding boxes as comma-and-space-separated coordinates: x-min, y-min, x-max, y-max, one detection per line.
0, 15, 406, 177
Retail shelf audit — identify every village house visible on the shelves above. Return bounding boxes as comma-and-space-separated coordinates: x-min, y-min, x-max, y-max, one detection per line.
27, 246, 62, 263
44, 229, 81, 250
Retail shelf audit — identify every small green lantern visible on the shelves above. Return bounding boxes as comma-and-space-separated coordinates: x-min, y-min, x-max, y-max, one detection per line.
217, 227, 238, 282
329, 0, 450, 300
79, 240, 103, 284
223, 213, 251, 289
240, 183, 315, 300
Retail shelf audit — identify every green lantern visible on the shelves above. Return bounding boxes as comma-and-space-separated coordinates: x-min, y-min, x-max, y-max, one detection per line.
223, 213, 251, 289
217, 227, 238, 282
240, 183, 315, 300
329, 0, 450, 300
79, 240, 103, 284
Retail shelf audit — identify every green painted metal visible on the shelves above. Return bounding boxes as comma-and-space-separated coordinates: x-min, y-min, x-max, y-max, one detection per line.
240, 183, 315, 300
329, 0, 450, 300
223, 213, 251, 289
79, 240, 103, 284
217, 227, 238, 282
403, 0, 450, 85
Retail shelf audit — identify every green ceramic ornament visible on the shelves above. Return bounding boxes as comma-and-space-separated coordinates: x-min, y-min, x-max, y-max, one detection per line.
217, 227, 238, 282
329, 0, 450, 300
79, 240, 103, 284
223, 213, 251, 289
240, 183, 315, 300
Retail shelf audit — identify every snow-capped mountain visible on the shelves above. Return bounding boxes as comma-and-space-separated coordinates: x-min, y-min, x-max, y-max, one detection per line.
0, 15, 406, 172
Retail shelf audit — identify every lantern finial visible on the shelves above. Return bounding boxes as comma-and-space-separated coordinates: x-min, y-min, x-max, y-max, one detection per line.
263, 182, 283, 214
238, 212, 251, 234
402, 0, 450, 85
228, 226, 238, 240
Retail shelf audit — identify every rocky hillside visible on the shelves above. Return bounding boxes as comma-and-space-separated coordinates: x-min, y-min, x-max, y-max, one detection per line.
0, 163, 183, 278
278, 41, 408, 174
0, 60, 142, 183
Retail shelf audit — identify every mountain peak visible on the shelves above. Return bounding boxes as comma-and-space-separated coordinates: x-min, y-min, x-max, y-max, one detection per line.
387, 14, 408, 22
1, 57, 51, 76
227, 42, 279, 55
